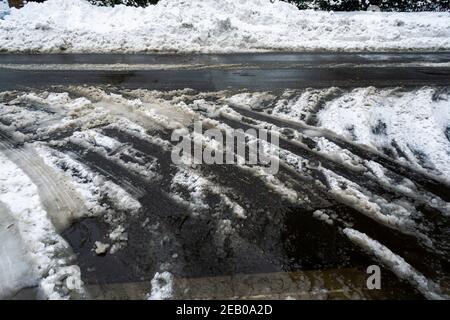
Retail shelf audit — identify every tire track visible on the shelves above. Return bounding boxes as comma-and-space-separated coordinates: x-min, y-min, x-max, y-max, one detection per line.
1, 87, 448, 299
101, 123, 449, 286
226, 103, 450, 203
0, 130, 88, 231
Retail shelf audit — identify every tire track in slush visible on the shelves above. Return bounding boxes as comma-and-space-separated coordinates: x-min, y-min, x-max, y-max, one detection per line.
0, 130, 88, 231
98, 128, 394, 277
1, 87, 449, 299
99, 126, 448, 290
226, 104, 450, 202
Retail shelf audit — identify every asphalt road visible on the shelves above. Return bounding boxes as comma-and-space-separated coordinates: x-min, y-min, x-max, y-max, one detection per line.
1, 52, 450, 299
0, 52, 449, 91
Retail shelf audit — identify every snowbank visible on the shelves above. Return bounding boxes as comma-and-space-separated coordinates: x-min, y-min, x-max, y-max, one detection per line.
0, 152, 85, 299
1, 0, 450, 53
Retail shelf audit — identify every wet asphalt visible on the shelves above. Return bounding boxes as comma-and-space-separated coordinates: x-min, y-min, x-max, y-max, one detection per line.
0, 52, 449, 91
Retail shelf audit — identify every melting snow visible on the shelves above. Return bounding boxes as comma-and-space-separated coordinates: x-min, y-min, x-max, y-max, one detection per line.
0, 152, 85, 299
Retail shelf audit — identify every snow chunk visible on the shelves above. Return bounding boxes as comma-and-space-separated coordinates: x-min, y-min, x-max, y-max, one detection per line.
313, 209, 333, 225
148, 272, 173, 300
93, 241, 110, 255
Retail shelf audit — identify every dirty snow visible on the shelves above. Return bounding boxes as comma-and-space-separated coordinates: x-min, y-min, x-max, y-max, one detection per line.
317, 87, 450, 179
1, 87, 449, 299
1, 0, 450, 53
343, 228, 446, 300
0, 151, 85, 299
0, 203, 38, 298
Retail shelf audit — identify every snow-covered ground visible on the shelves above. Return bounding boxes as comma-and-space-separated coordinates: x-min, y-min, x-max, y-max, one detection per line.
1, 86, 449, 299
0, 152, 85, 299
1, 0, 450, 53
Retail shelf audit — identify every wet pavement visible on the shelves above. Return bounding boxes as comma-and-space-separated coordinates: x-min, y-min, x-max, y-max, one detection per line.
0, 55, 449, 299
1, 52, 450, 91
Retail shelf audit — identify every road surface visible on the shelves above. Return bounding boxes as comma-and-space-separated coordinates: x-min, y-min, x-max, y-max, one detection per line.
0, 52, 449, 91
0, 52, 449, 300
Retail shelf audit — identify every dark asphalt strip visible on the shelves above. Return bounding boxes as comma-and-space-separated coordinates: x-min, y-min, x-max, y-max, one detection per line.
1, 52, 450, 91
1, 67, 450, 91
1, 52, 450, 65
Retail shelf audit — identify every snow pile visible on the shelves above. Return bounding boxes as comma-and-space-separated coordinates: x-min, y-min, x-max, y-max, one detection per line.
0, 152, 85, 299
1, 0, 450, 52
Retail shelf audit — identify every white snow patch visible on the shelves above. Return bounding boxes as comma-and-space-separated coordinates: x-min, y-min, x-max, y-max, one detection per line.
171, 168, 211, 213
0, 204, 38, 298
317, 87, 450, 179
313, 209, 333, 225
148, 271, 173, 300
72, 130, 122, 151
221, 194, 246, 219
93, 241, 110, 255
324, 168, 423, 236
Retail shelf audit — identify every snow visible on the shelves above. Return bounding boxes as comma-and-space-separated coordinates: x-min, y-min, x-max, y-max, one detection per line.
0, 0, 9, 20
39, 265, 84, 299
109, 225, 128, 242
0, 151, 85, 299
1, 0, 449, 53
170, 168, 211, 213
148, 271, 173, 300
0, 203, 38, 298
239, 87, 450, 181
1, 86, 449, 299
313, 209, 333, 225
221, 195, 247, 219
33, 143, 140, 256
69, 129, 159, 180
268, 88, 342, 125
35, 143, 142, 217
93, 241, 110, 255
324, 167, 434, 247
317, 87, 450, 179
343, 228, 446, 300
72, 130, 122, 152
